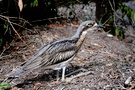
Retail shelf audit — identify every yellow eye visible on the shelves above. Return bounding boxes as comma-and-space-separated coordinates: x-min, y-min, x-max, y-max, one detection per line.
87, 22, 95, 26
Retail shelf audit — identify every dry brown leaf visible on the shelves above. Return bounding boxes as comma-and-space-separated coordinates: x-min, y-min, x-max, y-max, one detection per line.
33, 82, 41, 90
13, 46, 20, 51
11, 87, 20, 90
49, 24, 55, 27
105, 24, 110, 26
18, 0, 23, 12
58, 24, 64, 27
128, 84, 135, 90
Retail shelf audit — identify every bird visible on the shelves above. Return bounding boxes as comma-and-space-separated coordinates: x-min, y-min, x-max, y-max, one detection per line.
5, 20, 104, 82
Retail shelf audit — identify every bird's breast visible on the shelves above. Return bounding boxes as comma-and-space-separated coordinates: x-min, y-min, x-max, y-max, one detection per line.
76, 31, 87, 47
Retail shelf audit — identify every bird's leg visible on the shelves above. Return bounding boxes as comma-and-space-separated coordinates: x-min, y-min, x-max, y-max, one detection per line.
61, 66, 66, 81
56, 70, 60, 81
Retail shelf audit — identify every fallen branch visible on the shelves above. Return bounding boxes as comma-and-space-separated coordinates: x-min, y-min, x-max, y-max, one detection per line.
0, 15, 34, 53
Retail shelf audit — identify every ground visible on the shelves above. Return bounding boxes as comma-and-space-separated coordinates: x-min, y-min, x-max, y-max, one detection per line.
0, 22, 135, 90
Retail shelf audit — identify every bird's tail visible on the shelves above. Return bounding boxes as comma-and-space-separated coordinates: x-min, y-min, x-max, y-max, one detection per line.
5, 57, 43, 78
5, 66, 29, 78
3, 67, 28, 86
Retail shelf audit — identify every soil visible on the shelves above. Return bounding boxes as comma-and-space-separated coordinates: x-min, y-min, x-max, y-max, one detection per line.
0, 22, 135, 90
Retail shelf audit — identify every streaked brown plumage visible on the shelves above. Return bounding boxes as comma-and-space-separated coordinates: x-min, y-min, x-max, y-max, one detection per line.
5, 20, 104, 81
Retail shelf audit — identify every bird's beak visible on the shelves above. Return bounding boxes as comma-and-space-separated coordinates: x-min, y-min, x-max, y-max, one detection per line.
96, 25, 105, 28
93, 23, 105, 29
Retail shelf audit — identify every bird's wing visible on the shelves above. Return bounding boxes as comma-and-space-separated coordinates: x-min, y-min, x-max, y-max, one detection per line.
22, 39, 77, 66
24, 39, 78, 69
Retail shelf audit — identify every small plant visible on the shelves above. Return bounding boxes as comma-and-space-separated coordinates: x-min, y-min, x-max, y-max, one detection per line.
115, 27, 119, 36
30, 0, 38, 7
0, 82, 9, 90
24, 0, 38, 8
118, 4, 135, 24
115, 27, 124, 39
0, 38, 3, 47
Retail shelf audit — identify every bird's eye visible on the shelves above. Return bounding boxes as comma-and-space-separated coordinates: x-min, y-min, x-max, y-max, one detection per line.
87, 23, 92, 26
87, 22, 95, 26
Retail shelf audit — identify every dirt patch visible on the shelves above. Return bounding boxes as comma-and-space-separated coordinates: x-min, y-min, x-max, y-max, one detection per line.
0, 23, 135, 90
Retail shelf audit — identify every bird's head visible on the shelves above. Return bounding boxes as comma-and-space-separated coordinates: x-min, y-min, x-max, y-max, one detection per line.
78, 20, 105, 32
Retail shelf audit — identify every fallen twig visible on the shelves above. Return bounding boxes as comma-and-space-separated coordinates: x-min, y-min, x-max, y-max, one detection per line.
65, 70, 94, 82
125, 76, 132, 85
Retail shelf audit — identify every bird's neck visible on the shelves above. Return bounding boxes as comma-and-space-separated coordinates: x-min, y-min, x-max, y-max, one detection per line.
71, 27, 87, 47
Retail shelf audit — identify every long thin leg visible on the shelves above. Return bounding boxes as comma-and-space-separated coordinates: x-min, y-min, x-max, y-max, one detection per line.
62, 66, 66, 81
56, 70, 59, 81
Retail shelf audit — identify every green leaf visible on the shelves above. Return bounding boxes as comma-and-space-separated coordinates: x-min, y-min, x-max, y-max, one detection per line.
120, 32, 123, 39
33, 0, 38, 6
3, 24, 7, 29
134, 13, 135, 22
30, 3, 33, 7
0, 38, 2, 46
115, 27, 119, 36
0, 82, 9, 88
48, 2, 51, 5
24, 4, 27, 8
